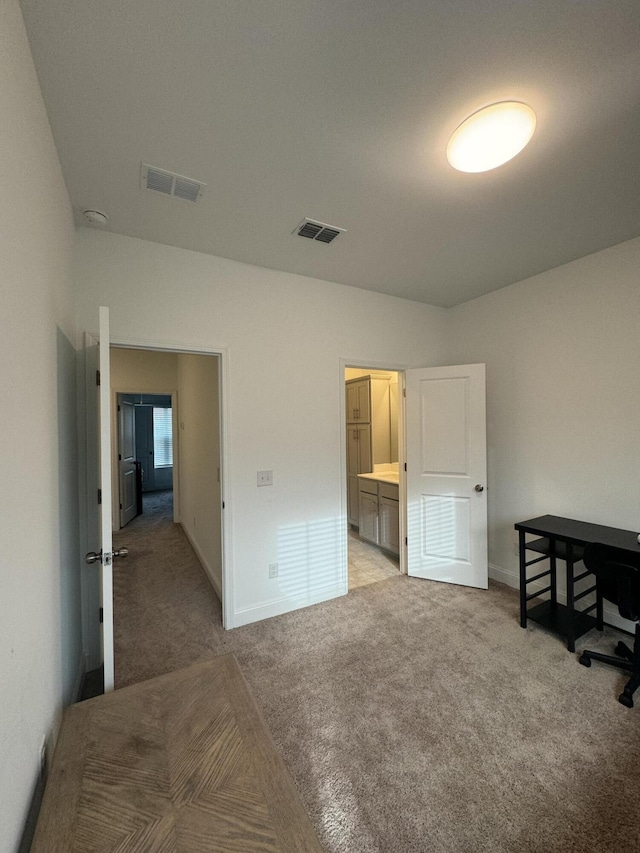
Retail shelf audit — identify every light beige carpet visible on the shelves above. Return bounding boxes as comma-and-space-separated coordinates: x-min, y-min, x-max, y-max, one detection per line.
113, 493, 640, 853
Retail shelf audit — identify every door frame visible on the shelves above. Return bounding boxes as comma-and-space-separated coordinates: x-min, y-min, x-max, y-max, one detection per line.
339, 357, 408, 586
102, 333, 232, 629
112, 389, 179, 529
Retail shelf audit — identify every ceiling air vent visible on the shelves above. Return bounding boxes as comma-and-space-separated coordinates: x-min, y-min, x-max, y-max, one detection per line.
141, 164, 205, 203
294, 218, 345, 244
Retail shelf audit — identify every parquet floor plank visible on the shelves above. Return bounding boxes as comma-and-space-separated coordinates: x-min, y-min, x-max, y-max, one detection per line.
32, 655, 322, 853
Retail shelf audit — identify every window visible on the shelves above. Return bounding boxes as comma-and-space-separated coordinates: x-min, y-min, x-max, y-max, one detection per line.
153, 407, 173, 468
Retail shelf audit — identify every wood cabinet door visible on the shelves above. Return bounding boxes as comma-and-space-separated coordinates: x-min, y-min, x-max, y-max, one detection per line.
359, 491, 379, 544
356, 424, 371, 473
379, 496, 400, 555
346, 378, 371, 423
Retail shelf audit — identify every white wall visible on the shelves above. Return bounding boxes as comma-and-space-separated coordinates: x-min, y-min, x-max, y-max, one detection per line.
448, 237, 640, 625
109, 348, 178, 528
0, 2, 77, 849
177, 354, 222, 598
73, 228, 448, 626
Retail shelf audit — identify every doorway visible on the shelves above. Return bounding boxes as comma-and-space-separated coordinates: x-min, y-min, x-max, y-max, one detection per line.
116, 392, 175, 529
110, 346, 224, 675
345, 366, 403, 591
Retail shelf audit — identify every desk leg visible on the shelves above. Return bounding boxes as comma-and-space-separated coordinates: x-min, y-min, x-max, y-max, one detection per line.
565, 543, 576, 653
519, 529, 527, 628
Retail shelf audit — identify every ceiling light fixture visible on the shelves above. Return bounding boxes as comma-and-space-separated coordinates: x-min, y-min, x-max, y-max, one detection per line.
446, 101, 536, 173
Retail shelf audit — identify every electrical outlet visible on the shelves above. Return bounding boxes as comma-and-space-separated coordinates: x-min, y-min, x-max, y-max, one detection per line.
257, 470, 273, 487
514, 542, 520, 556
269, 562, 278, 578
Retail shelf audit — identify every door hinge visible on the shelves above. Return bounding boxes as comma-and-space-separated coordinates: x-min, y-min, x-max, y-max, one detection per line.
96, 369, 101, 386
403, 387, 406, 397
97, 488, 102, 504
404, 462, 407, 471
222, 501, 225, 509
119, 503, 122, 510
405, 537, 408, 546
99, 607, 103, 624
117, 404, 121, 412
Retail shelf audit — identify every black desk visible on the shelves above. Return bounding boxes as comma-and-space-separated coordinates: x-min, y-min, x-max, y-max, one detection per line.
515, 515, 640, 652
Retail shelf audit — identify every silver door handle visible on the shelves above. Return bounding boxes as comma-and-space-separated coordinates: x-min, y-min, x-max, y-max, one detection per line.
85, 547, 128, 565
474, 484, 484, 492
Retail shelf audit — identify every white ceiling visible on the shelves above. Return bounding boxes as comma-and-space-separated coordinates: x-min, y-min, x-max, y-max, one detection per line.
20, 0, 640, 307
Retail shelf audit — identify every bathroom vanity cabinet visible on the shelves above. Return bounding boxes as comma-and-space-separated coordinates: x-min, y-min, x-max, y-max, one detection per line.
358, 475, 400, 556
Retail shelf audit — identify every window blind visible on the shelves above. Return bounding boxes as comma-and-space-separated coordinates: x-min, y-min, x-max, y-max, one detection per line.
153, 407, 173, 468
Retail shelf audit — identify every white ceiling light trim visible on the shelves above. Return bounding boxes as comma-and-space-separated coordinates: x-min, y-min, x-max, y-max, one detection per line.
446, 101, 536, 173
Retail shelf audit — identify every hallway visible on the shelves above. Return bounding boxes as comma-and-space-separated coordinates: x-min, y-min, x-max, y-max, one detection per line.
113, 490, 224, 689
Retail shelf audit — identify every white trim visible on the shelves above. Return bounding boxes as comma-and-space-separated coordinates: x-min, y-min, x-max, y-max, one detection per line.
105, 331, 232, 630
489, 562, 636, 635
230, 582, 347, 629
180, 522, 222, 601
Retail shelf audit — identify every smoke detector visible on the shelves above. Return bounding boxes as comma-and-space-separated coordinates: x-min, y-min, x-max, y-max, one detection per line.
83, 209, 109, 226
293, 218, 345, 244
141, 163, 205, 203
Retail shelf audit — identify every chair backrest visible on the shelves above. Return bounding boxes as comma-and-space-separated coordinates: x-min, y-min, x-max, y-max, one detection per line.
583, 543, 640, 623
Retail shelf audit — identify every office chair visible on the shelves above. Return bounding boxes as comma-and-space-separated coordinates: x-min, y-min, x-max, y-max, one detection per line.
579, 543, 640, 708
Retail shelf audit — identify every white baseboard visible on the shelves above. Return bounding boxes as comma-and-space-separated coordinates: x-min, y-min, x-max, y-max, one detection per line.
180, 522, 222, 601
230, 582, 347, 629
489, 562, 635, 635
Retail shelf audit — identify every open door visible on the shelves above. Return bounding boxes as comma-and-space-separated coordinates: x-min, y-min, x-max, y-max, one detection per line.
85, 307, 127, 692
405, 364, 487, 589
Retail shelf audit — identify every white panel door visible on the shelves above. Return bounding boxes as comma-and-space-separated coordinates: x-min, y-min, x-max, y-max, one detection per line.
98, 307, 115, 690
85, 307, 117, 691
406, 364, 487, 588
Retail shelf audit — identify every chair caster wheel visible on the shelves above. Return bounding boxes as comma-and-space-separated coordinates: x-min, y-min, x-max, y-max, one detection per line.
579, 654, 591, 667
615, 642, 627, 658
618, 692, 634, 709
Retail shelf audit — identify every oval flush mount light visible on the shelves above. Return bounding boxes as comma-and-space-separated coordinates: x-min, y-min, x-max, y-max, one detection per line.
83, 209, 109, 226
446, 101, 536, 173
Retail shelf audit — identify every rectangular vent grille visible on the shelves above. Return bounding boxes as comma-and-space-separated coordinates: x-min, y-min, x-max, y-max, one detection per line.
141, 164, 205, 203
294, 219, 345, 244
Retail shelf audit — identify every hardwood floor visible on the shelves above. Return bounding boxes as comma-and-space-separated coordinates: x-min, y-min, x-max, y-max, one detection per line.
32, 656, 322, 852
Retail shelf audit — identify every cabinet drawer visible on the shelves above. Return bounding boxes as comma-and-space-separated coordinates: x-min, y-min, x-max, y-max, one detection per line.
379, 482, 399, 501
358, 478, 378, 496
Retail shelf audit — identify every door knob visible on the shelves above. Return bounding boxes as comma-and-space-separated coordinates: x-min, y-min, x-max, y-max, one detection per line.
85, 547, 128, 565
474, 484, 484, 492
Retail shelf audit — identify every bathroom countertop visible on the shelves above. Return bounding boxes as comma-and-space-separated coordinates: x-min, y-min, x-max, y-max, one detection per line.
357, 471, 399, 485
